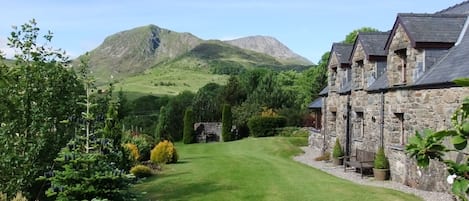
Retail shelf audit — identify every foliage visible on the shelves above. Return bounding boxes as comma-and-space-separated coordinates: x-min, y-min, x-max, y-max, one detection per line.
183, 108, 195, 144
276, 127, 309, 137
164, 91, 195, 141
155, 106, 171, 141
221, 76, 247, 106
39, 54, 135, 201
0, 19, 83, 198
130, 165, 153, 178
343, 27, 380, 44
247, 116, 287, 137
332, 139, 344, 159
124, 133, 155, 161
124, 143, 140, 162
150, 140, 179, 164
222, 104, 234, 142
192, 83, 223, 122
405, 78, 469, 200
374, 147, 389, 169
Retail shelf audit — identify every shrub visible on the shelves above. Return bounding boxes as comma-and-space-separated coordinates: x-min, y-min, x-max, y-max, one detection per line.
277, 127, 309, 137
222, 104, 234, 142
128, 134, 155, 161
124, 143, 140, 162
332, 139, 344, 159
150, 140, 178, 164
183, 108, 194, 144
374, 147, 389, 169
130, 165, 153, 178
247, 116, 287, 137
314, 152, 330, 161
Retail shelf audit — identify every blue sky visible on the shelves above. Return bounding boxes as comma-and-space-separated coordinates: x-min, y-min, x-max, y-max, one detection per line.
0, 0, 464, 63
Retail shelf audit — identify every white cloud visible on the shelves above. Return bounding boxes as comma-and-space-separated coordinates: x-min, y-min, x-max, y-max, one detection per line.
0, 36, 16, 59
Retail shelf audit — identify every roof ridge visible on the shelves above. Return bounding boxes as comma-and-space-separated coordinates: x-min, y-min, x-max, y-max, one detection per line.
436, 0, 469, 14
332, 42, 353, 46
358, 31, 390, 35
397, 13, 467, 18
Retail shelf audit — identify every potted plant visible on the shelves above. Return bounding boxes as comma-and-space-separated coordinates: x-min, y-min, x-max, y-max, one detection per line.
373, 146, 390, 180
332, 138, 344, 165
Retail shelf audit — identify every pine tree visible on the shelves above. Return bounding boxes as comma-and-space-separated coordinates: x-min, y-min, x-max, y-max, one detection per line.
183, 108, 194, 144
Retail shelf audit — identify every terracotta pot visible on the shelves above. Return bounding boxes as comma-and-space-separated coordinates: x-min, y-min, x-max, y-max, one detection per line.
332, 158, 343, 166
373, 168, 390, 181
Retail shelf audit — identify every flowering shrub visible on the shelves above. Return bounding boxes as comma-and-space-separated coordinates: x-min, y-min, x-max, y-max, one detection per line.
130, 165, 152, 178
150, 140, 178, 164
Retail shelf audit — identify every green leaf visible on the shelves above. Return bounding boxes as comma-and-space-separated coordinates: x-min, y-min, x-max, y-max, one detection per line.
452, 179, 469, 200
417, 155, 430, 167
453, 78, 469, 87
452, 135, 467, 148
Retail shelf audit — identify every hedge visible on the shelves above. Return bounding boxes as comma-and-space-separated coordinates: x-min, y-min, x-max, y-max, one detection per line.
247, 116, 287, 137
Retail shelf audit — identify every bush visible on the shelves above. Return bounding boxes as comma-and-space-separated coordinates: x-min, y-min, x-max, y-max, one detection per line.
332, 139, 344, 159
124, 143, 140, 162
130, 165, 153, 178
247, 116, 287, 137
126, 133, 155, 161
183, 108, 194, 144
277, 127, 309, 137
222, 104, 233, 142
374, 147, 389, 169
150, 140, 178, 164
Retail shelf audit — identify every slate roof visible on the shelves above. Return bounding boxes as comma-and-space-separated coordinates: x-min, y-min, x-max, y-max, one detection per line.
367, 72, 388, 92
436, 1, 469, 15
330, 43, 353, 65
308, 98, 322, 109
356, 31, 390, 58
386, 13, 466, 49
414, 20, 469, 86
318, 86, 328, 96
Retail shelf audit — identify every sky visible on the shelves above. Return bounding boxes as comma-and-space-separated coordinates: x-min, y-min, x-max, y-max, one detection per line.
0, 0, 465, 63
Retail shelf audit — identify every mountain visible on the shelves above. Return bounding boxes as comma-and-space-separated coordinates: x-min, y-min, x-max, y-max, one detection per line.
224, 36, 312, 65
83, 25, 202, 82
79, 24, 312, 89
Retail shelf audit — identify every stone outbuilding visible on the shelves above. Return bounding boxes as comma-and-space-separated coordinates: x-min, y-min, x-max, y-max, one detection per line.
315, 1, 469, 192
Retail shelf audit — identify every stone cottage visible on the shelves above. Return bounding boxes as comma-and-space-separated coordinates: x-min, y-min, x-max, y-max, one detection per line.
315, 1, 469, 192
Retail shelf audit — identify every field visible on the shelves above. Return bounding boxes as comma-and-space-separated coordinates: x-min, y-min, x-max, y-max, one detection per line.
135, 137, 422, 201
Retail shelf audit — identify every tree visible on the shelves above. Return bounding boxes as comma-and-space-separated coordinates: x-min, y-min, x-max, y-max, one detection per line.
221, 76, 247, 106
222, 104, 233, 142
183, 108, 195, 144
406, 78, 469, 200
155, 106, 171, 141
192, 83, 223, 122
0, 19, 83, 199
165, 91, 195, 141
343, 27, 380, 44
38, 56, 134, 200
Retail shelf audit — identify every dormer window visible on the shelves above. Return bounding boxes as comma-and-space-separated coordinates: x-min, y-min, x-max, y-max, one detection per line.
395, 49, 407, 84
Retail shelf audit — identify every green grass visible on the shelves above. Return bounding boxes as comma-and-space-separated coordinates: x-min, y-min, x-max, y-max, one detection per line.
134, 137, 422, 201
113, 66, 228, 99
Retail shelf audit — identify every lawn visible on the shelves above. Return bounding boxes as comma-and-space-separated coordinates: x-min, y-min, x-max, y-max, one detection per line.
134, 137, 422, 201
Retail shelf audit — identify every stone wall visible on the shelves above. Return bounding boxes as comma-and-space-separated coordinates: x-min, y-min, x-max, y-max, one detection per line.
194, 122, 222, 143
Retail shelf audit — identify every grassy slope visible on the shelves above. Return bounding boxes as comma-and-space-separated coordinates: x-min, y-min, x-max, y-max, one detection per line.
113, 66, 227, 99
135, 137, 421, 201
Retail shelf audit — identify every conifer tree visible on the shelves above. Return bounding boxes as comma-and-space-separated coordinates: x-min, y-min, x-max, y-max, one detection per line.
183, 108, 194, 144
222, 104, 233, 142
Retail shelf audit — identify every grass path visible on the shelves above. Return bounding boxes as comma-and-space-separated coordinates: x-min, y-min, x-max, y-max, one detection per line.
135, 137, 422, 201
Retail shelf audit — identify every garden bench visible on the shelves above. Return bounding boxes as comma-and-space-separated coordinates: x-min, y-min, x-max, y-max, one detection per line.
343, 148, 375, 178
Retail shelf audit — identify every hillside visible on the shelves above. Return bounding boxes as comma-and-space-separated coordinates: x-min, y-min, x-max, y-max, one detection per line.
224, 36, 312, 65
83, 24, 202, 83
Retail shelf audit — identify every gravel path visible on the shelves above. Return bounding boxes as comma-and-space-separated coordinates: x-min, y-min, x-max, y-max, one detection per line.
293, 147, 455, 201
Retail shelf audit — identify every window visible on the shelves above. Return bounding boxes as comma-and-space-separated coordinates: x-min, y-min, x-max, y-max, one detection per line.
354, 112, 364, 140
395, 113, 405, 145
395, 49, 407, 84
355, 60, 364, 89
331, 67, 337, 87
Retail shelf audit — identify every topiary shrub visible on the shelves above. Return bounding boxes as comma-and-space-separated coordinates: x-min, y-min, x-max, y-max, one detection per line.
130, 165, 153, 178
124, 143, 140, 162
150, 140, 178, 164
332, 139, 344, 159
222, 104, 233, 142
374, 147, 389, 169
247, 116, 287, 137
183, 108, 195, 144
